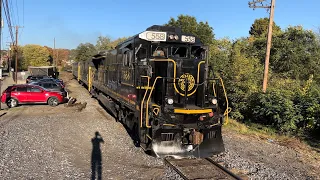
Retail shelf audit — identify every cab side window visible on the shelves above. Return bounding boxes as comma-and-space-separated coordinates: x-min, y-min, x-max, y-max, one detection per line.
123, 50, 133, 67
138, 48, 147, 59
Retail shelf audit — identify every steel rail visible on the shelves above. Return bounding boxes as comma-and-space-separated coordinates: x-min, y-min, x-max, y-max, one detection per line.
164, 157, 243, 180
205, 158, 242, 180
163, 158, 188, 180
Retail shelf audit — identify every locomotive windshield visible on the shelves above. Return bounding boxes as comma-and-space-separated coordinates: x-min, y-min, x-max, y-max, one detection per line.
191, 46, 206, 59
151, 44, 190, 58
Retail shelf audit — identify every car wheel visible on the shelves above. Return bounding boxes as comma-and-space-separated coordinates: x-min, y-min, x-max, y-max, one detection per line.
7, 98, 18, 108
48, 97, 59, 107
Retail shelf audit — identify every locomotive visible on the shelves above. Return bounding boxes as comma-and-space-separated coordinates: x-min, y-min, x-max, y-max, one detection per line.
72, 25, 230, 158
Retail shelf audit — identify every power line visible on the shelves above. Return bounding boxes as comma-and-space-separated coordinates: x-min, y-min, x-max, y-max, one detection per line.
9, 0, 16, 26
17, 0, 24, 41
15, 0, 19, 25
249, 0, 275, 93
2, 0, 15, 43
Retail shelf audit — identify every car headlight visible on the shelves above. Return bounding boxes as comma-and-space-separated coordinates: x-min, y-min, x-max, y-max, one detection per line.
166, 98, 174, 105
211, 98, 217, 105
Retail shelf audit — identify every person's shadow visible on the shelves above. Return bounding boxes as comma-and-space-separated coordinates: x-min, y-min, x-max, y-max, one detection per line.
91, 131, 104, 180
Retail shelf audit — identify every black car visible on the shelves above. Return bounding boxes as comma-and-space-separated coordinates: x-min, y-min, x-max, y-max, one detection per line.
26, 75, 50, 83
28, 81, 68, 98
31, 77, 65, 87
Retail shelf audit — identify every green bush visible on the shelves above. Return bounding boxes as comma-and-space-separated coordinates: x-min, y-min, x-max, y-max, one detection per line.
248, 90, 303, 133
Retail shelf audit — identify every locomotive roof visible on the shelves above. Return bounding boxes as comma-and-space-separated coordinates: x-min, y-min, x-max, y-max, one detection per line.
115, 25, 202, 48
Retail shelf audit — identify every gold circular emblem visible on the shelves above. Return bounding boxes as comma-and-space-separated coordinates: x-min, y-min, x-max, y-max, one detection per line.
178, 73, 195, 92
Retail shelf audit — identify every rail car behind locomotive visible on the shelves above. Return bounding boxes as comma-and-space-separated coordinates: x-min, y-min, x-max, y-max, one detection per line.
72, 25, 230, 158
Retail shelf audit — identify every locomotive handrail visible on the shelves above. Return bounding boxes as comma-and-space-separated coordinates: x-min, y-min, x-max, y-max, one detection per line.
140, 75, 150, 128
219, 76, 231, 125
146, 76, 162, 128
205, 77, 231, 125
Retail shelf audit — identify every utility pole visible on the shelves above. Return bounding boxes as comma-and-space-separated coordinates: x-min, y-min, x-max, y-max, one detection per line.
15, 26, 18, 84
11, 26, 23, 84
6, 42, 12, 75
249, 0, 275, 93
53, 37, 56, 66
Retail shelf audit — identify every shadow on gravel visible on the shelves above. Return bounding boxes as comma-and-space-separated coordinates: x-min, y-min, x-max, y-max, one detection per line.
0, 112, 7, 117
97, 101, 140, 148
91, 131, 104, 180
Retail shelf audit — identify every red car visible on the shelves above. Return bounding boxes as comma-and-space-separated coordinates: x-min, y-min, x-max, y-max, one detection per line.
1, 84, 65, 108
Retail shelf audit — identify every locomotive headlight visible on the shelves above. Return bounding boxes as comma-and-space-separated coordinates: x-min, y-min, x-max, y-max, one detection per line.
174, 35, 179, 40
166, 98, 174, 105
169, 35, 174, 39
211, 98, 218, 105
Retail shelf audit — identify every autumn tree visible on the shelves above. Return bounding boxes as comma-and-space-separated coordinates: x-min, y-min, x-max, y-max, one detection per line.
11, 46, 24, 70
75, 43, 97, 61
54, 49, 70, 66
22, 45, 51, 68
44, 46, 54, 65
165, 15, 214, 45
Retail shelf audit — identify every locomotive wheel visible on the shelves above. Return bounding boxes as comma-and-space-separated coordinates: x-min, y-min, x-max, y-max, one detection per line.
117, 109, 124, 122
133, 122, 140, 147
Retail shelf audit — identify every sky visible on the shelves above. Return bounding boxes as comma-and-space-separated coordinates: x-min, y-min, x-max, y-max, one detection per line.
2, 0, 320, 49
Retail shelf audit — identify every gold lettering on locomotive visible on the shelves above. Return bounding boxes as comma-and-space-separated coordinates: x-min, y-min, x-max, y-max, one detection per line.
178, 73, 195, 92
122, 70, 131, 81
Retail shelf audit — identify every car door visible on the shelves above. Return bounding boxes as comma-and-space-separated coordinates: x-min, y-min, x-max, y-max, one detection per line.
12, 86, 28, 102
28, 86, 46, 102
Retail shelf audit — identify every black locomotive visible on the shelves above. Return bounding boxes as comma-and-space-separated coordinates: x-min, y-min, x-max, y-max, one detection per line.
72, 25, 230, 158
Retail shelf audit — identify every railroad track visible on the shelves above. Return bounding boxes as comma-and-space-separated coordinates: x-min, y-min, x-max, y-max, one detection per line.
164, 157, 242, 180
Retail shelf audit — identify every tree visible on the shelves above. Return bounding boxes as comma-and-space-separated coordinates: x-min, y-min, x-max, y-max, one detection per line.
209, 38, 233, 75
69, 49, 77, 62
75, 43, 97, 61
223, 38, 263, 120
165, 15, 215, 45
263, 26, 320, 81
22, 44, 51, 68
11, 45, 25, 70
54, 49, 70, 66
96, 36, 112, 51
249, 17, 281, 38
44, 46, 54, 65
109, 37, 128, 49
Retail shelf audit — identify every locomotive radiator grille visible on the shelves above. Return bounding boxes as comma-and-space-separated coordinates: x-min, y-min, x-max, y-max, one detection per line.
161, 133, 175, 141
207, 131, 217, 139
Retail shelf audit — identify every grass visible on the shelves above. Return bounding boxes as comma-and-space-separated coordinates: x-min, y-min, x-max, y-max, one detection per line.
223, 119, 320, 161
224, 118, 278, 139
